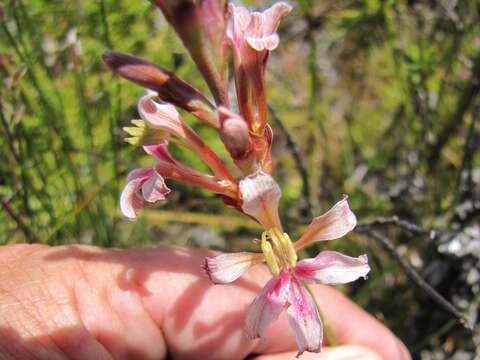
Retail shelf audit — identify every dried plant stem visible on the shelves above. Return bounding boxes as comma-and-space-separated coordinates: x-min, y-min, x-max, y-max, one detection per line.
357, 228, 473, 332
0, 198, 37, 243
356, 217, 435, 237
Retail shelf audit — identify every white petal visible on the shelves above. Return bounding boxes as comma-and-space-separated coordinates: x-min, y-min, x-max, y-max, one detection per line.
239, 169, 282, 230
287, 276, 323, 356
295, 251, 370, 285
246, 34, 279, 51
261, 2, 293, 35
245, 270, 290, 339
294, 196, 357, 250
202, 252, 264, 284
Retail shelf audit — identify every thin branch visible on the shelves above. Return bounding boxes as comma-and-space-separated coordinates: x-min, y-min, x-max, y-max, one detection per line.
0, 197, 38, 244
356, 228, 473, 332
268, 104, 313, 219
356, 216, 439, 238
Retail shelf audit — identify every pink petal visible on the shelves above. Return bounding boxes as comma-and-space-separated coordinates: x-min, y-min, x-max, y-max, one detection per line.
246, 34, 279, 51
143, 142, 176, 164
294, 196, 357, 250
229, 2, 291, 50
120, 168, 153, 219
245, 270, 290, 339
295, 251, 370, 285
287, 277, 323, 356
239, 169, 282, 230
138, 96, 186, 138
141, 170, 171, 203
229, 4, 251, 36
202, 252, 264, 284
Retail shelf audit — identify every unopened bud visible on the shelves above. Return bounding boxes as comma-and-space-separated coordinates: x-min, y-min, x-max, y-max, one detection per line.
220, 117, 251, 159
153, 0, 229, 105
102, 51, 218, 127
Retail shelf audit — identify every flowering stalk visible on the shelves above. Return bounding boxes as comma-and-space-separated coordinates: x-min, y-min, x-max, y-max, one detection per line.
104, 0, 370, 355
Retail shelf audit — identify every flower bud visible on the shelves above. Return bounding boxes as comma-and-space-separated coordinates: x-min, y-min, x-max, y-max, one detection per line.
153, 0, 229, 106
219, 117, 251, 159
102, 51, 218, 127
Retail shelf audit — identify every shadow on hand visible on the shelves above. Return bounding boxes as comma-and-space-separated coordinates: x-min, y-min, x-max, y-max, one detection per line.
43, 245, 265, 359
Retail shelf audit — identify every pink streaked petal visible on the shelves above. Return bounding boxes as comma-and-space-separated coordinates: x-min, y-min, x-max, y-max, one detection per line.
246, 34, 279, 51
245, 270, 290, 339
143, 142, 176, 164
287, 277, 323, 356
125, 167, 153, 183
229, 2, 291, 48
295, 251, 370, 285
202, 252, 264, 284
138, 96, 186, 137
120, 168, 153, 219
141, 170, 171, 203
294, 196, 357, 250
229, 4, 251, 34
239, 169, 282, 230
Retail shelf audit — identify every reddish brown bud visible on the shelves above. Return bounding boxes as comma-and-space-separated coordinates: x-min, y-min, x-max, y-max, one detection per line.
220, 117, 251, 159
217, 107, 256, 173
102, 51, 218, 127
152, 0, 229, 106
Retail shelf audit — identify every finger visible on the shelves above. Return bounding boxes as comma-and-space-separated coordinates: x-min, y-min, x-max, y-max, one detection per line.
253, 345, 383, 360
69, 245, 409, 359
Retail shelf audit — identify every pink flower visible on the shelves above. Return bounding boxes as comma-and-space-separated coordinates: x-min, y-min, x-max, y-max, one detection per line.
227, 2, 291, 173
203, 170, 369, 355
120, 152, 171, 219
205, 250, 369, 356
229, 2, 292, 167
120, 141, 239, 218
129, 94, 234, 181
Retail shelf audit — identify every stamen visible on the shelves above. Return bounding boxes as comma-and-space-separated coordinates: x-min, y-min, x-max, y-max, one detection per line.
264, 228, 298, 269
123, 119, 167, 146
261, 232, 280, 277
279, 231, 297, 268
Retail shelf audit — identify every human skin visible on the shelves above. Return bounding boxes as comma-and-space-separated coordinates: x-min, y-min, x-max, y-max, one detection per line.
0, 244, 410, 360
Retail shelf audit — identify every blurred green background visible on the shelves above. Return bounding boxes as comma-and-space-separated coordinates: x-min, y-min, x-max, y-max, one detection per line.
1, 0, 479, 357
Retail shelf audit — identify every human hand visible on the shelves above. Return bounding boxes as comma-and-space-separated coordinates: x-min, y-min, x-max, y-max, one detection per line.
0, 244, 410, 359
